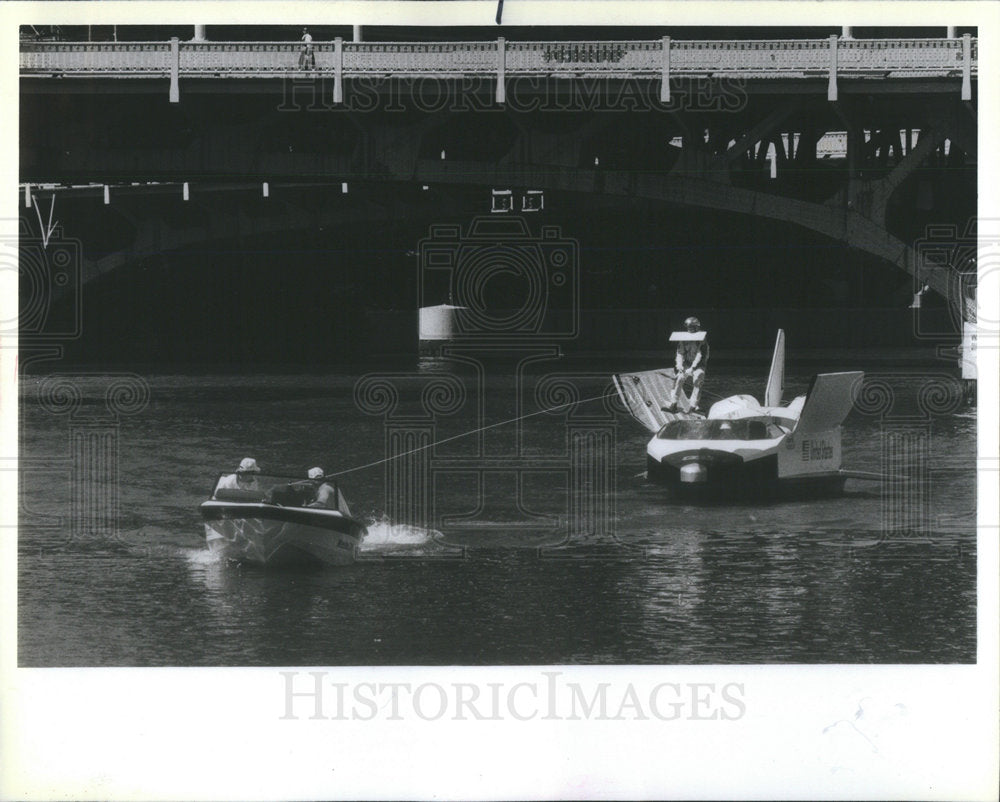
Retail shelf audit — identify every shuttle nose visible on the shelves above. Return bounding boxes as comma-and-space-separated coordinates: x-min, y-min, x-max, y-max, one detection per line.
680, 463, 708, 483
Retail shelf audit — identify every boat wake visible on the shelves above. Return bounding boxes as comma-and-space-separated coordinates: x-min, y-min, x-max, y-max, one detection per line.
178, 517, 460, 567
359, 517, 459, 557
183, 547, 222, 565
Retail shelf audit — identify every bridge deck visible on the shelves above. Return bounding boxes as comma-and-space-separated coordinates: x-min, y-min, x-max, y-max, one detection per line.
21, 37, 977, 81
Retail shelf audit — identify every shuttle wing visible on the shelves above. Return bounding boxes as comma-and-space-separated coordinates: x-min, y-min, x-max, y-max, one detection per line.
794, 371, 864, 434
613, 369, 689, 432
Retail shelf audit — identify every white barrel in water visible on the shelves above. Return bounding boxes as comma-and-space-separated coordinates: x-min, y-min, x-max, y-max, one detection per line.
961, 321, 977, 381
419, 304, 466, 351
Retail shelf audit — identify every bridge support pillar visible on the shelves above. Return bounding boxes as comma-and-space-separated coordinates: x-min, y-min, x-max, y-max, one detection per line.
334, 37, 344, 104
353, 25, 363, 42
827, 34, 838, 101
169, 37, 179, 103
496, 37, 506, 104
961, 34, 972, 100
192, 25, 206, 42
660, 36, 671, 103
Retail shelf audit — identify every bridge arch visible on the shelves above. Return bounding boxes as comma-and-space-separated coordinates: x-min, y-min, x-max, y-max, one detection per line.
45, 162, 965, 327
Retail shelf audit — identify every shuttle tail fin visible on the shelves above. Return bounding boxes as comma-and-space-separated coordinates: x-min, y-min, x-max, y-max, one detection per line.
764, 329, 785, 408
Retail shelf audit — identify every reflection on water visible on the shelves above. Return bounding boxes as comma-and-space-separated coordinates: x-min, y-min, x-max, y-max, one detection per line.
18, 367, 976, 666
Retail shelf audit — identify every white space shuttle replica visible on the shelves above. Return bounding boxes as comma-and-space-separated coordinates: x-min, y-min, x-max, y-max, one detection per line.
613, 330, 873, 496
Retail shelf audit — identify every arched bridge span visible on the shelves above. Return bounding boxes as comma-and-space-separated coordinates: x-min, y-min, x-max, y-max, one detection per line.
21, 37, 977, 321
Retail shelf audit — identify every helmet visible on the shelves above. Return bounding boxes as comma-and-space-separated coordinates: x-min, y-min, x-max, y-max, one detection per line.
684, 316, 701, 330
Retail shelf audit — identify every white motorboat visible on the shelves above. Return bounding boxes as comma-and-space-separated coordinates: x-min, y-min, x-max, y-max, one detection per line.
614, 330, 871, 497
200, 472, 367, 566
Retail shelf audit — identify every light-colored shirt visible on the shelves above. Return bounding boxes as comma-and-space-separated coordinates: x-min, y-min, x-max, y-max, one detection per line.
313, 482, 350, 515
217, 473, 260, 492
675, 339, 708, 371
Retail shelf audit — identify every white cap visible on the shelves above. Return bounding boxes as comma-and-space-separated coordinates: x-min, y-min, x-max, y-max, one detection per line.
237, 458, 260, 473
307, 467, 324, 479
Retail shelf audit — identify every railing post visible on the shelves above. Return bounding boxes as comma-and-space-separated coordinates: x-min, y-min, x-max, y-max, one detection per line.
961, 33, 971, 101
827, 34, 838, 102
169, 37, 180, 103
660, 36, 671, 103
496, 36, 506, 104
334, 36, 344, 105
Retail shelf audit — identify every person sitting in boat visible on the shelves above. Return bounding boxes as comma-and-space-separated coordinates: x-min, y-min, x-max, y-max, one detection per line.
266, 466, 329, 507
667, 316, 709, 413
217, 457, 262, 491
306, 466, 336, 508
305, 466, 351, 515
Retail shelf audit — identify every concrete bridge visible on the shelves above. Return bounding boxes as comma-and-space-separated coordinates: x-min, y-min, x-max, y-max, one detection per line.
20, 37, 978, 324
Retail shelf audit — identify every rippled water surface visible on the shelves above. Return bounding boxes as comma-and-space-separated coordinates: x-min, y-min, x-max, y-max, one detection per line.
18, 360, 977, 665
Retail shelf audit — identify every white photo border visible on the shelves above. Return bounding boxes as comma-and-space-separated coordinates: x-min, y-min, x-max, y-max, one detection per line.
1, 2, 997, 800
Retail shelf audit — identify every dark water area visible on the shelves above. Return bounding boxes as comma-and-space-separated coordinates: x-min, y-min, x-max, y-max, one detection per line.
18, 358, 976, 666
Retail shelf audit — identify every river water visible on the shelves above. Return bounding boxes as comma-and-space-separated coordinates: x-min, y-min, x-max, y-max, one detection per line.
17, 357, 977, 665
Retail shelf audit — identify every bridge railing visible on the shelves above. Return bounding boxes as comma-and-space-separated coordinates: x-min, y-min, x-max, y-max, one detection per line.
181, 42, 306, 72
21, 37, 977, 78
347, 41, 499, 73
20, 41, 173, 72
506, 40, 662, 74
838, 37, 976, 73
